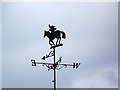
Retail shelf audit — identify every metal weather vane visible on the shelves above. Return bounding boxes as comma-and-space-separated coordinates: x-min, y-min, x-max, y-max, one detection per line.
31, 24, 81, 90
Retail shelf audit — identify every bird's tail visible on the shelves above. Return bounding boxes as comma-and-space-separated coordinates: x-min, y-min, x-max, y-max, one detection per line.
61, 31, 66, 39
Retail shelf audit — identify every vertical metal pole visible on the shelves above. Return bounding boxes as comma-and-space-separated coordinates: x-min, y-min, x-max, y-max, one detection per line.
53, 47, 56, 90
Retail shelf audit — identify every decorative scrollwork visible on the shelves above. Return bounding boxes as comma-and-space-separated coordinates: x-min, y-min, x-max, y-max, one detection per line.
56, 64, 67, 70
31, 60, 81, 70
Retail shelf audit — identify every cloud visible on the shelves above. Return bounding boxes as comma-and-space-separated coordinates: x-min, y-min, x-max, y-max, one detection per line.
2, 2, 118, 88
71, 68, 118, 88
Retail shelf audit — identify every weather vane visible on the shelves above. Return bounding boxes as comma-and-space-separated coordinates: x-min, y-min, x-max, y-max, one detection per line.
31, 24, 81, 90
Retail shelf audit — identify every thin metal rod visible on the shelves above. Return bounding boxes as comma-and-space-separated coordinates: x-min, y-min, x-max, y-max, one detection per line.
53, 48, 56, 90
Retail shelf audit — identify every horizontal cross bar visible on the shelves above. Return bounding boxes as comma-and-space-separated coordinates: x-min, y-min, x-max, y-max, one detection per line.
31, 60, 81, 69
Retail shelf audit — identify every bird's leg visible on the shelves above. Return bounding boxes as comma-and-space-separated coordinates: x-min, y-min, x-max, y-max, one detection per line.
56, 39, 58, 45
59, 37, 61, 45
49, 40, 52, 46
51, 40, 55, 46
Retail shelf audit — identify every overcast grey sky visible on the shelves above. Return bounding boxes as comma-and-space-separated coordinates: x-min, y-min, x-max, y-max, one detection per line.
2, 2, 118, 88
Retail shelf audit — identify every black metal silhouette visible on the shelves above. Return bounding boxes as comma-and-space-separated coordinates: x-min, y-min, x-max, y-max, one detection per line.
48, 24, 57, 34
31, 24, 80, 90
44, 25, 66, 46
41, 51, 54, 60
